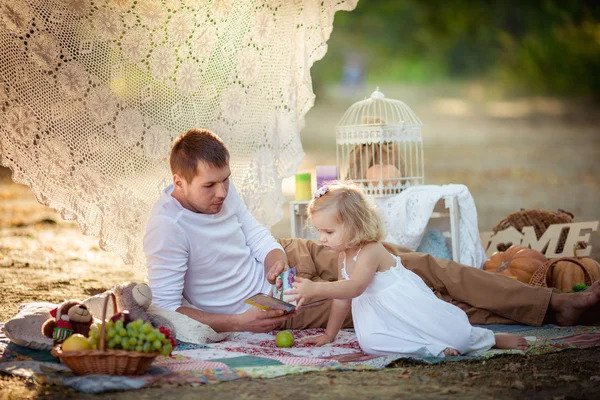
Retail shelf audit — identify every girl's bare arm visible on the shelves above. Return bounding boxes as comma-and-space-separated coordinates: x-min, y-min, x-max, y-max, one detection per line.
287, 244, 380, 306
302, 255, 351, 345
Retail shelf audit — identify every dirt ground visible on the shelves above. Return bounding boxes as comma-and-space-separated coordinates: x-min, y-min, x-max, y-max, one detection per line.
1, 350, 600, 400
1, 84, 600, 399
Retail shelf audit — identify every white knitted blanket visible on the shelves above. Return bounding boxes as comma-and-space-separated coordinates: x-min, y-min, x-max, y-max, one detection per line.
377, 184, 487, 269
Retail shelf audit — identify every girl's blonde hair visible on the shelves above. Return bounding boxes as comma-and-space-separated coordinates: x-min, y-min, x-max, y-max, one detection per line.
307, 180, 384, 248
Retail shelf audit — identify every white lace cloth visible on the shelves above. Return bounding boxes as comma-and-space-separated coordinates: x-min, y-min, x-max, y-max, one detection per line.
377, 184, 487, 269
0, 0, 358, 272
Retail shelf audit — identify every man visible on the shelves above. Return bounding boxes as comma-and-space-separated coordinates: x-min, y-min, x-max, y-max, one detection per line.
144, 128, 293, 333
144, 128, 600, 333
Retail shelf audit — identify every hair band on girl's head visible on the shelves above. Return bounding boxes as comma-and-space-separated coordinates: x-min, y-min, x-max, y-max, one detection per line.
314, 186, 329, 199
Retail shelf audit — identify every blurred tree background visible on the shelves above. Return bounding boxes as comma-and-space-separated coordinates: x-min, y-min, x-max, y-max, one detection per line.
313, 0, 600, 99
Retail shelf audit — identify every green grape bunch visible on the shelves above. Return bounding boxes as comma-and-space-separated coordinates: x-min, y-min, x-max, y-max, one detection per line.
87, 318, 175, 357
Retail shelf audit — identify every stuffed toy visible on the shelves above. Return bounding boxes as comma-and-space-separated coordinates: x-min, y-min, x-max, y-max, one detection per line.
84, 282, 176, 338
114, 282, 175, 334
41, 300, 93, 344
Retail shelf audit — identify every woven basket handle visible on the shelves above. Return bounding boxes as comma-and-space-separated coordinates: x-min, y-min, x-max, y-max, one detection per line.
529, 257, 593, 289
98, 292, 117, 352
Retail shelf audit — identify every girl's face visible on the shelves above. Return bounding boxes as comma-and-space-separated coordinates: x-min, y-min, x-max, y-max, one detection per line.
311, 208, 346, 252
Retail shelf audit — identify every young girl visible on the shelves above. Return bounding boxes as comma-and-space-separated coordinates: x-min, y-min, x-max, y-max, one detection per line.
285, 181, 528, 357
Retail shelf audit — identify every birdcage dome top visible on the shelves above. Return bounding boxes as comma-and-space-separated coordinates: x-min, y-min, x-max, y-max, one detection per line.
337, 88, 423, 128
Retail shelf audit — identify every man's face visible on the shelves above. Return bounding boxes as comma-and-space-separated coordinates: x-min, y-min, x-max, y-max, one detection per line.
174, 162, 231, 214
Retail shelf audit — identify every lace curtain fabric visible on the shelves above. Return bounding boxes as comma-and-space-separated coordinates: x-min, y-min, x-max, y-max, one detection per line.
0, 0, 358, 270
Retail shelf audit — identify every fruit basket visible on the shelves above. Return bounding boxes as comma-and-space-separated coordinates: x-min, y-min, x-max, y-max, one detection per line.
51, 292, 160, 376
529, 257, 596, 291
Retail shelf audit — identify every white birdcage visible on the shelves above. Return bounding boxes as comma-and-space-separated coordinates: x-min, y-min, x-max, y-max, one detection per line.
336, 88, 424, 197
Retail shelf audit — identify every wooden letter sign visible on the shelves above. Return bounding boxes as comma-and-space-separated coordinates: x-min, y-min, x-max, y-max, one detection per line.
482, 221, 599, 258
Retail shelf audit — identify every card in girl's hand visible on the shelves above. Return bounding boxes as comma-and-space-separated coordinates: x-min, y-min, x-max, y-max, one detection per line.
272, 267, 296, 303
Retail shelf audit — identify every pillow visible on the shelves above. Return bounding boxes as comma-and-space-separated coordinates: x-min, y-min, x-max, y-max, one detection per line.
83, 291, 116, 320
2, 297, 230, 350
84, 289, 230, 344
2, 302, 56, 350
148, 299, 231, 345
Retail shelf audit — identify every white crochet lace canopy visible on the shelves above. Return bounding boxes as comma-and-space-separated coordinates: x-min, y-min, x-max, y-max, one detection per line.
0, 0, 358, 270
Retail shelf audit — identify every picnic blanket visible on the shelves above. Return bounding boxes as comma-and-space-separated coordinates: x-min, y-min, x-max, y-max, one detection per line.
1, 324, 599, 394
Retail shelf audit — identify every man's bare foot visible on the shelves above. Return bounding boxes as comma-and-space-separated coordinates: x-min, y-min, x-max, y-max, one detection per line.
443, 347, 460, 357
494, 333, 528, 351
549, 280, 600, 326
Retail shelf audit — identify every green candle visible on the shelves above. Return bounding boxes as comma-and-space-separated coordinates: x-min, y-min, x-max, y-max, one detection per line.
295, 173, 312, 201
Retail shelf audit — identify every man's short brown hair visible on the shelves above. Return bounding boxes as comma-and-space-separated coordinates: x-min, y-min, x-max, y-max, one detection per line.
170, 128, 230, 182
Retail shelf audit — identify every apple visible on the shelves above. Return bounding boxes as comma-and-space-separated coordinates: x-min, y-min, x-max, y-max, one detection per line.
275, 330, 294, 348
62, 334, 92, 352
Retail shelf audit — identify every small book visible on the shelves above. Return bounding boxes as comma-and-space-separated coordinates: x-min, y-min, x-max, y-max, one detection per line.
245, 293, 327, 313
245, 267, 327, 312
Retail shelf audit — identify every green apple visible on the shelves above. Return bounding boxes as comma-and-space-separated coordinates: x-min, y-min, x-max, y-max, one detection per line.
275, 330, 294, 348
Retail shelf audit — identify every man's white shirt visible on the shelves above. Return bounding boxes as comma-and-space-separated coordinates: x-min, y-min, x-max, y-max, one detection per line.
144, 183, 282, 314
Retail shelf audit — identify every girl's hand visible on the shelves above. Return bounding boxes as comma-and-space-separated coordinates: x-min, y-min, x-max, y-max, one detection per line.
301, 334, 335, 346
283, 276, 316, 307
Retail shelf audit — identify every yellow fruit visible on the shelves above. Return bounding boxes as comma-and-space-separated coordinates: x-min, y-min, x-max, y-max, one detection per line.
275, 330, 294, 348
62, 334, 92, 352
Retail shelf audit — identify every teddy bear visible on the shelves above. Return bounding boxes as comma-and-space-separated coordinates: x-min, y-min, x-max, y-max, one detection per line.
83, 282, 176, 338
114, 282, 176, 336
41, 300, 93, 345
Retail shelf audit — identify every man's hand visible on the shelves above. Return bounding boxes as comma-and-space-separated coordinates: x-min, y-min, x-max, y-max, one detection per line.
234, 307, 295, 333
301, 333, 335, 346
266, 260, 289, 284
284, 276, 316, 308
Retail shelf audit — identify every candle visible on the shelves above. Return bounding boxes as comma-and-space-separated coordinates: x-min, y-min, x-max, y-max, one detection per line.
295, 173, 312, 201
316, 165, 338, 189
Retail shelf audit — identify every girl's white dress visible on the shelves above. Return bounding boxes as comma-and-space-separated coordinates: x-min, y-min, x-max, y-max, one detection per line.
344, 249, 496, 357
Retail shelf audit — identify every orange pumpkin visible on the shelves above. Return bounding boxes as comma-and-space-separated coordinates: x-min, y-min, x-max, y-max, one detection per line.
546, 257, 600, 292
483, 245, 547, 283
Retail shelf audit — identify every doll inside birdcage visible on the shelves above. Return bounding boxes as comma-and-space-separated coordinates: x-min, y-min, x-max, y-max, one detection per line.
346, 141, 406, 196
336, 89, 424, 197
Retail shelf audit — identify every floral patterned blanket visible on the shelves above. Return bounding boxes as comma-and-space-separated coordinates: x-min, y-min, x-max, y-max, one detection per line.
1, 325, 599, 394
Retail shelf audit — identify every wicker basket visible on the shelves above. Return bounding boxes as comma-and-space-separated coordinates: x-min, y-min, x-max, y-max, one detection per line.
529, 257, 594, 289
492, 209, 581, 254
51, 292, 159, 376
